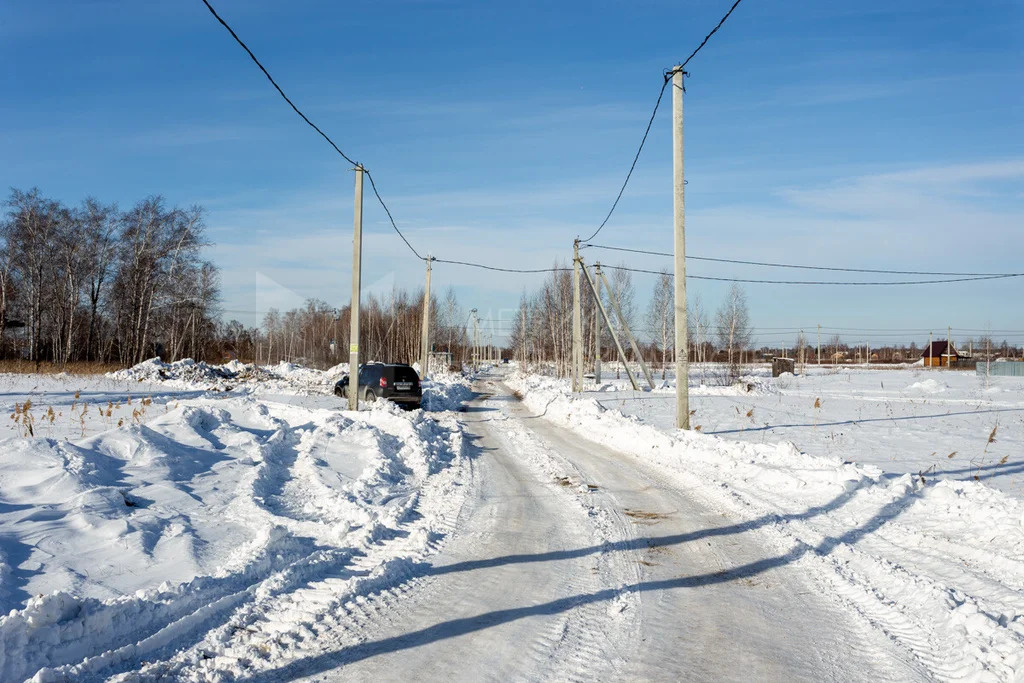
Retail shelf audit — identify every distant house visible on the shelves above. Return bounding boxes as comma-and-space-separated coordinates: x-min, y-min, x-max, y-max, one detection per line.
922, 340, 965, 367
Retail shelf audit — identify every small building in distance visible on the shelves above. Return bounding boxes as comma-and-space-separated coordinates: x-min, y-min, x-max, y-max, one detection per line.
921, 339, 966, 367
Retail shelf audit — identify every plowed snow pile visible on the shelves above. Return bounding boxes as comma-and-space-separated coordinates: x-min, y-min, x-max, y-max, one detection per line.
507, 371, 1024, 680
0, 360, 471, 680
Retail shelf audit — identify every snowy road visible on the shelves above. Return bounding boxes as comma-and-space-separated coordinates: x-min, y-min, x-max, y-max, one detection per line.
267, 372, 921, 681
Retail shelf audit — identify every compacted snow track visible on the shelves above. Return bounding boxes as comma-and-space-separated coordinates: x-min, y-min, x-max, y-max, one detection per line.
252, 372, 920, 682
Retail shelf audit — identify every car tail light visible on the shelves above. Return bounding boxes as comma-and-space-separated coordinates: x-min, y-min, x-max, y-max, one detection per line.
379, 377, 387, 388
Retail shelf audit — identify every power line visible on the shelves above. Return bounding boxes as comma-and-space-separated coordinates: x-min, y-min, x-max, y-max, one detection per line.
433, 258, 571, 274
677, 0, 746, 69
602, 264, 1024, 286
364, 170, 424, 260
585, 244, 1021, 278
579, 0, 746, 245
581, 78, 667, 244
200, 0, 424, 262
200, 0, 357, 166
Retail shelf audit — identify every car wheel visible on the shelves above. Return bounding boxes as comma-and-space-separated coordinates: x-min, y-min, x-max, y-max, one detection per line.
362, 387, 375, 402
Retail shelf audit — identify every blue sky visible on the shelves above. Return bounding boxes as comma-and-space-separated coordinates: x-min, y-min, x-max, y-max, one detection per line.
2, 0, 1022, 348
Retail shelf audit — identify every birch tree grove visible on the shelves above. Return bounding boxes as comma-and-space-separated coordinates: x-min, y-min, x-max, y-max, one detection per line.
0, 188, 220, 364
236, 288, 468, 370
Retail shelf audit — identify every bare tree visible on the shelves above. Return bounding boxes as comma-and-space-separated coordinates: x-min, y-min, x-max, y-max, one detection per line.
78, 198, 119, 361
647, 270, 673, 378
0, 216, 14, 354
715, 284, 753, 381
795, 331, 807, 372
689, 291, 712, 371
827, 334, 843, 365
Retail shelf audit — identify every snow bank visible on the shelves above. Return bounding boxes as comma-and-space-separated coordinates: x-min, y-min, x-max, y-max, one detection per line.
109, 360, 472, 412
0, 390, 468, 680
108, 357, 277, 390
507, 371, 1024, 680
422, 372, 474, 412
907, 378, 947, 393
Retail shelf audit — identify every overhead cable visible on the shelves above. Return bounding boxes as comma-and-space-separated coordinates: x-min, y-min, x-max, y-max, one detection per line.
579, 79, 669, 244
580, 0, 746, 245
433, 258, 571, 274
601, 264, 1024, 286
584, 244, 1020, 277
200, 0, 424, 261
677, 0, 745, 70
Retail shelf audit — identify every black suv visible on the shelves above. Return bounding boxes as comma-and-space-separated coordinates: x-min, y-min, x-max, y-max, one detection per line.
334, 362, 422, 409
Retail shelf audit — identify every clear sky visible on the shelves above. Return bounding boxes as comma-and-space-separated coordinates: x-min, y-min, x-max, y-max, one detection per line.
2, 0, 1022, 348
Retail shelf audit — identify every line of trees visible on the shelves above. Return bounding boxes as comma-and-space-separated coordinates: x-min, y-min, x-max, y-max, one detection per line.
216, 287, 472, 370
0, 188, 220, 365
507, 264, 756, 380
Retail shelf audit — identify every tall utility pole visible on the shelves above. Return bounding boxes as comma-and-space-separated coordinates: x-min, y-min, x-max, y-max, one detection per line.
671, 65, 689, 429
594, 262, 602, 383
986, 335, 991, 387
348, 164, 365, 411
928, 331, 933, 368
799, 330, 805, 371
471, 309, 479, 372
419, 256, 433, 380
520, 304, 527, 365
817, 324, 821, 365
572, 239, 583, 392
947, 324, 952, 368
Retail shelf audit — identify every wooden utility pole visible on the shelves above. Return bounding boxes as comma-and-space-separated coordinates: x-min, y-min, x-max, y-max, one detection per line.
817, 324, 821, 365
947, 324, 952, 368
987, 335, 991, 387
671, 65, 689, 429
348, 164, 365, 411
929, 331, 933, 368
471, 309, 479, 371
594, 262, 602, 383
420, 256, 433, 380
520, 304, 527, 365
572, 239, 583, 392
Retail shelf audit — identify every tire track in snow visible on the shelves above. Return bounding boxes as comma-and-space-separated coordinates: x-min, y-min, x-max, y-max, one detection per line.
11, 398, 468, 682
237, 382, 645, 682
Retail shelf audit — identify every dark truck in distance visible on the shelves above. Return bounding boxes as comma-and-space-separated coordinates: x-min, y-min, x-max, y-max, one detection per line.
334, 362, 422, 409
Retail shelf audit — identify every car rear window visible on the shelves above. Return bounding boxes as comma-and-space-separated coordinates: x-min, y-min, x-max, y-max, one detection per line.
390, 366, 419, 384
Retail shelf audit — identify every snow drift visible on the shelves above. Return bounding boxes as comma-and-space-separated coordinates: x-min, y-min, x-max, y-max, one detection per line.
0, 363, 471, 680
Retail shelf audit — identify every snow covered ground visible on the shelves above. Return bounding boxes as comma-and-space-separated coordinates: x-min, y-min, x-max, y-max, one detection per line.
507, 368, 1024, 680
0, 360, 471, 681
3, 358, 1023, 680
587, 364, 1024, 499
